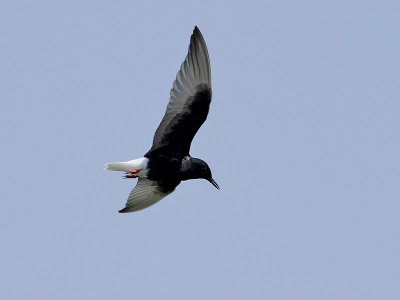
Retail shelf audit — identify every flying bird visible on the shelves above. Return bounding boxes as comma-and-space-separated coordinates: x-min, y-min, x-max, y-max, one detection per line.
105, 26, 219, 213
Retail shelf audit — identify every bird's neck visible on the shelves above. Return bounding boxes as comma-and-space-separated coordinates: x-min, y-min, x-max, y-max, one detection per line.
180, 156, 198, 180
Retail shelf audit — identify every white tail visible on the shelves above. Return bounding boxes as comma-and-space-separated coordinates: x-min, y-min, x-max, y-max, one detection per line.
104, 157, 149, 172
105, 162, 131, 171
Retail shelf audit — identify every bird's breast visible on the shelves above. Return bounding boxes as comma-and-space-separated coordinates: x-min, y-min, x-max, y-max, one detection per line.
146, 155, 182, 182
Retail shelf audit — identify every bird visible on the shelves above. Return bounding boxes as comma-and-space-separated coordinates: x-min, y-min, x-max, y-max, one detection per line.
105, 26, 219, 213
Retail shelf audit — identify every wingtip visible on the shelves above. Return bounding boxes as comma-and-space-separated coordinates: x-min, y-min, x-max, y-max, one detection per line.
119, 206, 138, 213
193, 26, 202, 36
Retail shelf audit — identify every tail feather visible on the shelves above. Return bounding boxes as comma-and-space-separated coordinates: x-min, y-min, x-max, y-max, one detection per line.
104, 158, 148, 172
104, 162, 133, 172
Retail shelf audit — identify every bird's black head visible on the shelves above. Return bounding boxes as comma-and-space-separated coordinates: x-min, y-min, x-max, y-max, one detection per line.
180, 157, 219, 189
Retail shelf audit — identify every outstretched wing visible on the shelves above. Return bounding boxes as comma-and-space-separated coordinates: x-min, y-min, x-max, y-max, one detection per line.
119, 179, 174, 213
146, 26, 212, 158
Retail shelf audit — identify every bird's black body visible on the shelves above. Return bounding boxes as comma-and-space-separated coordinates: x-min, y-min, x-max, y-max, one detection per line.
143, 154, 216, 196
107, 26, 218, 213
144, 85, 213, 194
144, 154, 182, 194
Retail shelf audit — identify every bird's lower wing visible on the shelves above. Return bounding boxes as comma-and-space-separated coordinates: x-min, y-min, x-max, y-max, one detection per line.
119, 178, 173, 213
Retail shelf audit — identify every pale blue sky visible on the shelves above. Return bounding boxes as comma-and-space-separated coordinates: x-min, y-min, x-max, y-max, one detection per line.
1, 1, 400, 299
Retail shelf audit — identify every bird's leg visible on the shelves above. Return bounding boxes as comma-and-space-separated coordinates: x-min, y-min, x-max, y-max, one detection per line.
124, 169, 142, 179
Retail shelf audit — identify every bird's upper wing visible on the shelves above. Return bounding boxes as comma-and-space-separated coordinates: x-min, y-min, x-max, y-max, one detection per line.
146, 26, 212, 158
119, 178, 174, 213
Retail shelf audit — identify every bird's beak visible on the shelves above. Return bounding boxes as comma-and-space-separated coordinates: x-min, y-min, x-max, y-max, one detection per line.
207, 178, 220, 190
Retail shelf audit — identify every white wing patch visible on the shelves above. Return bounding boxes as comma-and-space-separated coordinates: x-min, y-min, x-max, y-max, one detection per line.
119, 179, 173, 213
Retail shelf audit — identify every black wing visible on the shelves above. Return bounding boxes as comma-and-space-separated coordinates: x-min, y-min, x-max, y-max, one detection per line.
146, 26, 212, 158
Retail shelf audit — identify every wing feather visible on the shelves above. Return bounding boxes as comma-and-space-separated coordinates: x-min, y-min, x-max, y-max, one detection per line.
146, 26, 212, 158
119, 179, 173, 213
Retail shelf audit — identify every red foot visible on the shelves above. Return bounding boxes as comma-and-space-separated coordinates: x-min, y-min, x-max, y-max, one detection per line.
125, 174, 138, 178
127, 169, 142, 174
124, 169, 142, 179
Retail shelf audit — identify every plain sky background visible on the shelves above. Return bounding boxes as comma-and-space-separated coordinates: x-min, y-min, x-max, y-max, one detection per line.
1, 1, 399, 299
